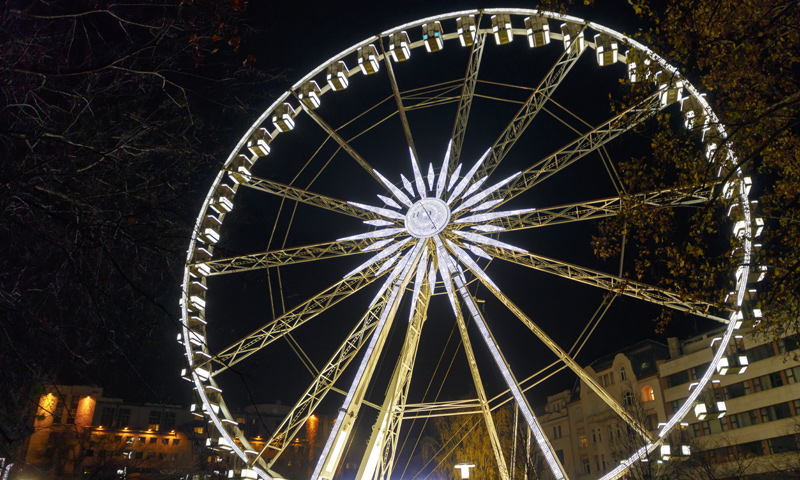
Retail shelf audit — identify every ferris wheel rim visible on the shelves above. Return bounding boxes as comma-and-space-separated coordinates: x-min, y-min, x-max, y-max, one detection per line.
179, 9, 756, 480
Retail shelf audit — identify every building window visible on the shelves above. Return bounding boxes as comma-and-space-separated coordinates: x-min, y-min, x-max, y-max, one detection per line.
134, 451, 144, 459
690, 362, 711, 381
579, 434, 587, 448
553, 425, 562, 439
126, 436, 134, 444
641, 386, 655, 403
66, 396, 79, 425
162, 438, 169, 445
173, 438, 181, 446
163, 411, 176, 430
171, 453, 178, 461
666, 370, 690, 388
582, 458, 590, 474
595, 455, 600, 472
738, 440, 765, 457
194, 426, 204, 434
555, 450, 564, 465
620, 367, 627, 381
148, 410, 161, 431
116, 408, 131, 428
622, 391, 634, 406
601, 454, 606, 471
52, 398, 64, 424
159, 453, 167, 461
600, 372, 614, 387
146, 452, 155, 460
149, 437, 157, 444
691, 424, 701, 438
769, 435, 800, 454
100, 406, 114, 427
724, 381, 750, 399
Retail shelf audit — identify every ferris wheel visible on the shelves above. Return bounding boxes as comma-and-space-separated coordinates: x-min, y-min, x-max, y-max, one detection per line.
179, 9, 761, 480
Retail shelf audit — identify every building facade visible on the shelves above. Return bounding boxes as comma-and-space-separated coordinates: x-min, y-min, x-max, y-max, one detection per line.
539, 330, 800, 479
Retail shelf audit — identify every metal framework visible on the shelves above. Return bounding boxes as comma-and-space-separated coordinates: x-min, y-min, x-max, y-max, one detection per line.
179, 10, 758, 480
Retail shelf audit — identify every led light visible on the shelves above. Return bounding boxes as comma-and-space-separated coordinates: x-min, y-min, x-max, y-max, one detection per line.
471, 225, 505, 233
363, 219, 394, 227
338, 227, 406, 242
449, 149, 491, 205
409, 148, 427, 198
463, 177, 488, 198
362, 238, 394, 252
374, 170, 413, 207
401, 174, 415, 197
455, 208, 536, 224
453, 171, 521, 213
448, 164, 462, 192
376, 194, 402, 209
427, 163, 435, 191
453, 230, 527, 254
436, 142, 451, 199
348, 202, 406, 221
343, 237, 411, 278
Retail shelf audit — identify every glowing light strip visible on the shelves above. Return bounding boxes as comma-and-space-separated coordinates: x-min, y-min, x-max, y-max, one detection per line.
377, 194, 401, 209
401, 174, 415, 197
433, 237, 458, 314
463, 176, 489, 199
427, 164, 435, 191
369, 244, 421, 307
436, 142, 452, 199
454, 208, 536, 224
471, 225, 505, 233
362, 238, 394, 252
467, 243, 492, 260
409, 148, 427, 198
448, 164, 462, 192
448, 148, 491, 205
338, 227, 406, 242
452, 172, 521, 214
453, 230, 527, 253
471, 198, 504, 212
446, 256, 565, 479
376, 252, 402, 276
375, 170, 413, 207
428, 262, 437, 296
343, 237, 411, 278
409, 246, 430, 322
445, 239, 500, 291
364, 219, 395, 227
347, 202, 406, 221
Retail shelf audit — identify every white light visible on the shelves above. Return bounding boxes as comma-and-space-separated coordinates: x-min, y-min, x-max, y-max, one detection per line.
453, 230, 528, 253
448, 164, 462, 191
409, 247, 430, 322
376, 195, 401, 209
471, 225, 505, 233
428, 261, 437, 296
348, 202, 406, 221
467, 243, 492, 260
376, 252, 402, 276
338, 227, 406, 242
436, 142, 452, 199
427, 163, 435, 191
401, 174, 415, 197
409, 148, 427, 198
470, 198, 504, 212
374, 170, 413, 207
364, 219, 395, 227
455, 208, 536, 224
343, 237, 412, 278
463, 177, 489, 198
448, 149, 491, 205
362, 238, 394, 252
453, 172, 521, 214
445, 239, 500, 292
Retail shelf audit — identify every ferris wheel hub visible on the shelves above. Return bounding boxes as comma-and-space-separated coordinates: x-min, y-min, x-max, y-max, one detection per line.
405, 198, 450, 238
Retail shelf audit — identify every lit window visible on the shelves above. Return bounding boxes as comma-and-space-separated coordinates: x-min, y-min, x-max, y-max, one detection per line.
642, 385, 655, 402
194, 427, 204, 434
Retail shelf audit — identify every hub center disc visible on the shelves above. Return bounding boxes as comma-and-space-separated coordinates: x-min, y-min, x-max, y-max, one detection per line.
405, 198, 450, 238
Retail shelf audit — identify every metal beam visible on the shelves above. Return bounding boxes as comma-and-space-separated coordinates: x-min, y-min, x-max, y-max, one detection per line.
449, 28, 486, 171
234, 170, 380, 221
379, 40, 419, 163
479, 244, 728, 323
197, 239, 379, 276
451, 244, 656, 445
454, 186, 715, 231
474, 26, 587, 181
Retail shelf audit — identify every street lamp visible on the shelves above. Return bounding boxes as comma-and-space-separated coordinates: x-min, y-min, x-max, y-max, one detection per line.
454, 463, 475, 479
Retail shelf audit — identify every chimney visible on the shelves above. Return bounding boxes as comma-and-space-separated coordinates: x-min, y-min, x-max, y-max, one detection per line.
667, 337, 681, 359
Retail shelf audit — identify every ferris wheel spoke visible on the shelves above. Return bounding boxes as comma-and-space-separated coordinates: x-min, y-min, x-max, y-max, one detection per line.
437, 259, 511, 480
433, 237, 568, 480
358, 258, 432, 480
476, 26, 587, 181
203, 259, 396, 375
455, 252, 656, 445
195, 239, 384, 276
379, 41, 419, 163
299, 100, 384, 185
477, 244, 729, 323
313, 243, 424, 480
488, 89, 666, 206
449, 29, 487, 171
253, 278, 400, 468
455, 185, 716, 231
232, 170, 382, 221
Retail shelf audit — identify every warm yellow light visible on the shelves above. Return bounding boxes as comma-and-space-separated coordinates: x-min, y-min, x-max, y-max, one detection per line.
170, 430, 175, 434
147, 429, 152, 432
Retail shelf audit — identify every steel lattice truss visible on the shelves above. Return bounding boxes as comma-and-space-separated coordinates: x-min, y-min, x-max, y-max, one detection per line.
179, 9, 760, 480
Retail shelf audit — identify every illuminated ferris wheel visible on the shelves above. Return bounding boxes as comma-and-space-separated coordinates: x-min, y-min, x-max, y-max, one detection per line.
179, 9, 761, 480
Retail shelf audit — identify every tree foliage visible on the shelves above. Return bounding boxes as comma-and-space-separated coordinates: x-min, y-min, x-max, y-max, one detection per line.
0, 0, 280, 460
590, 0, 800, 334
